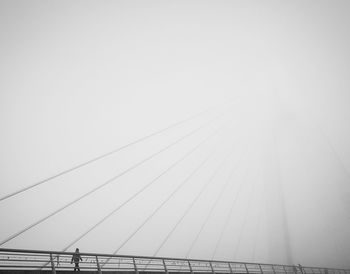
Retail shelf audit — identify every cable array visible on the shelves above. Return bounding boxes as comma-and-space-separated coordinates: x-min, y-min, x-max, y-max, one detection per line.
100, 122, 238, 266
0, 95, 313, 266
185, 144, 250, 258
232, 172, 258, 260
110, 146, 217, 257
211, 165, 252, 260
0, 107, 231, 246
0, 102, 234, 203
152, 142, 241, 257
61, 117, 230, 252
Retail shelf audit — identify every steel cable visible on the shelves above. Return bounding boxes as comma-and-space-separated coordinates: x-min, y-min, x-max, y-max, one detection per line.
232, 173, 258, 260
151, 141, 238, 257
0, 101, 235, 203
103, 149, 215, 265
0, 109, 231, 246
104, 128, 235, 264
210, 164, 252, 260
185, 144, 250, 259
60, 119, 231, 252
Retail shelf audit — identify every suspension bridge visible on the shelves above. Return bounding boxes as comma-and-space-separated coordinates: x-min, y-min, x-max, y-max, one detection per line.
1, 103, 349, 273
0, 248, 349, 274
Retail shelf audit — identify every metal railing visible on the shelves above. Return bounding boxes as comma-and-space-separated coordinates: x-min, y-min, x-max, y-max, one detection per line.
0, 248, 348, 274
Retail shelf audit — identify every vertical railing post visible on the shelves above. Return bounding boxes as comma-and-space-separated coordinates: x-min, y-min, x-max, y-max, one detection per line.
293, 266, 298, 274
162, 259, 168, 274
132, 257, 138, 274
244, 263, 249, 274
272, 265, 276, 274
283, 266, 288, 274
188, 260, 194, 274
228, 263, 233, 274
96, 256, 102, 274
210, 262, 215, 274
50, 253, 56, 274
258, 264, 263, 274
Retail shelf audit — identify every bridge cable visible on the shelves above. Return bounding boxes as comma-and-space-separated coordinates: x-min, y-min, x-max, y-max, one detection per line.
105, 131, 231, 262
0, 110, 231, 246
101, 152, 214, 266
232, 171, 259, 260
299, 112, 350, 264
302, 108, 350, 179
151, 140, 240, 257
210, 164, 253, 260
0, 101, 235, 203
185, 143, 250, 258
37, 118, 234, 270
61, 119, 231, 252
251, 177, 264, 262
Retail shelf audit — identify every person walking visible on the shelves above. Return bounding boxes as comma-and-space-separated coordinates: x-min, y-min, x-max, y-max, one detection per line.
298, 264, 304, 274
71, 248, 83, 271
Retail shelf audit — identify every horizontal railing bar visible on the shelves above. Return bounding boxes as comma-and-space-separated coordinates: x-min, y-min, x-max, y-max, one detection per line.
0, 265, 50, 268
101, 268, 136, 270
0, 259, 51, 263
0, 253, 49, 257
0, 248, 299, 268
0, 248, 349, 273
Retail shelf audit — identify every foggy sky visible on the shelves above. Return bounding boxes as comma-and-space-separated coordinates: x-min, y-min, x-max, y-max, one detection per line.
1, 0, 350, 269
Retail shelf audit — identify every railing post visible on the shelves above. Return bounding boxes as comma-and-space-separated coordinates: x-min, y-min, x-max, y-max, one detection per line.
272, 265, 276, 274
283, 266, 288, 274
188, 260, 194, 274
96, 256, 102, 274
244, 263, 249, 274
49, 253, 56, 274
228, 263, 233, 274
210, 262, 215, 274
162, 259, 168, 274
132, 257, 138, 274
293, 266, 298, 274
258, 264, 263, 274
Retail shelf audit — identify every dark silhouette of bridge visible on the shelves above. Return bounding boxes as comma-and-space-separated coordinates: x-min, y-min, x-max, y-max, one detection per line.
0, 248, 348, 274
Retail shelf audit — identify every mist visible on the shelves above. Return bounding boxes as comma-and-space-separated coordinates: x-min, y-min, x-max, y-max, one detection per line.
1, 0, 350, 269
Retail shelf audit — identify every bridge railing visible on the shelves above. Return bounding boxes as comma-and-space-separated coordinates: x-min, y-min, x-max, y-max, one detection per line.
0, 248, 349, 274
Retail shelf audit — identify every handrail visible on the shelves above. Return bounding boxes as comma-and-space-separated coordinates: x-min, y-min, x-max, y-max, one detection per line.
0, 248, 349, 274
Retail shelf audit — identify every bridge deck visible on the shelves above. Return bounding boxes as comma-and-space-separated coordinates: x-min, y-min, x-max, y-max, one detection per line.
0, 248, 348, 274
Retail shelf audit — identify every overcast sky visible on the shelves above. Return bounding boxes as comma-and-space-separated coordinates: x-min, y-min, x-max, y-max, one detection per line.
1, 0, 350, 269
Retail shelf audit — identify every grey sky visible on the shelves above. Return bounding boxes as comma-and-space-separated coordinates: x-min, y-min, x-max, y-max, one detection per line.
1, 0, 350, 269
